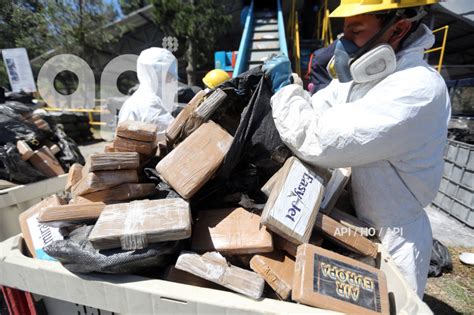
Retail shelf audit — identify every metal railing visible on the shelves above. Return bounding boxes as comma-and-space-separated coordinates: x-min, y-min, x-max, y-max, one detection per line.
313, 0, 334, 47
277, 0, 288, 57
288, 0, 301, 76
232, 0, 254, 77
425, 25, 449, 73
44, 107, 107, 126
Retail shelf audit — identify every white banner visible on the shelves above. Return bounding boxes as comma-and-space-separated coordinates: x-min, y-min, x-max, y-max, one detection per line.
2, 47, 36, 93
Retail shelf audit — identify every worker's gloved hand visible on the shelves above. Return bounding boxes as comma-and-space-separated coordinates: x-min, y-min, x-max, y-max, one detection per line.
263, 55, 292, 93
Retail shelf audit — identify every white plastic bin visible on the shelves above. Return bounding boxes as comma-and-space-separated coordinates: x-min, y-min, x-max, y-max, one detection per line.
0, 175, 67, 241
0, 235, 433, 314
432, 139, 473, 227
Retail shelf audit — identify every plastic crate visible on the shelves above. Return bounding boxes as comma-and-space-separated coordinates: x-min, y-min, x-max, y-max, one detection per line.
432, 139, 474, 227
0, 175, 67, 241
0, 235, 432, 314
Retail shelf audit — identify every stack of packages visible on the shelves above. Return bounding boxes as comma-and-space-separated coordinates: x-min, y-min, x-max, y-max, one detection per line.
19, 80, 389, 314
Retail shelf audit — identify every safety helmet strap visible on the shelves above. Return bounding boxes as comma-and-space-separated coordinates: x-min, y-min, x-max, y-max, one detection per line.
351, 9, 405, 62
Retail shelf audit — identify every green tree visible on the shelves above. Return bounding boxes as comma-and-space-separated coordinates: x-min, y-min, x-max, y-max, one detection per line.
152, 0, 231, 85
39, 0, 121, 95
0, 0, 52, 87
0, 0, 121, 94
120, 0, 150, 15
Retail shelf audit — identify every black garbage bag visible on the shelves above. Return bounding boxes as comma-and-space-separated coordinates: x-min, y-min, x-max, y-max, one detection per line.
428, 239, 453, 277
192, 67, 290, 207
0, 102, 50, 145
215, 67, 290, 180
45, 225, 181, 274
5, 91, 34, 104
53, 125, 85, 170
0, 143, 46, 184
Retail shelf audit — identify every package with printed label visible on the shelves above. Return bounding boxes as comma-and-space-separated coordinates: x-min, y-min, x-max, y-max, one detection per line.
261, 157, 329, 244
292, 244, 389, 314
192, 207, 273, 254
88, 198, 191, 250
18, 195, 66, 260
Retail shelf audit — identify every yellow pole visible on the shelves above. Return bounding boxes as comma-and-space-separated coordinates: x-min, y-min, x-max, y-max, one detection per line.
438, 25, 449, 73
315, 9, 321, 39
288, 0, 296, 40
327, 9, 333, 45
295, 11, 301, 76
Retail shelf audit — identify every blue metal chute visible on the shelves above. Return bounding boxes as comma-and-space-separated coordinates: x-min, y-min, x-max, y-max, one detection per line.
233, 0, 255, 77
233, 0, 288, 77
277, 0, 288, 56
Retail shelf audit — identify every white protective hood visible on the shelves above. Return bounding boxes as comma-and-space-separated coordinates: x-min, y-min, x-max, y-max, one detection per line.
118, 48, 177, 138
271, 24, 451, 297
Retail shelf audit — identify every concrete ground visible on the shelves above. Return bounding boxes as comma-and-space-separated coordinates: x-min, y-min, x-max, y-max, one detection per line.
425, 205, 473, 248
78, 140, 110, 160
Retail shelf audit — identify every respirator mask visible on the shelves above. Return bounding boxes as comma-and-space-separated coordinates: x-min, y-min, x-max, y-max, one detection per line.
327, 8, 426, 84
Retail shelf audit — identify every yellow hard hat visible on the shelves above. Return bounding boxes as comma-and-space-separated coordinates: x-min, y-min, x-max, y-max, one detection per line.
329, 0, 438, 18
202, 69, 230, 89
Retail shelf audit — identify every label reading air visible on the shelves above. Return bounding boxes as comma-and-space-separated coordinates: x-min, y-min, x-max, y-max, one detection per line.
313, 254, 382, 312
271, 161, 323, 239
27, 214, 63, 261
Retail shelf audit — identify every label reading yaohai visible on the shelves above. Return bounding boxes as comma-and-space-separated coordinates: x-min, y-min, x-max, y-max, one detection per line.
313, 254, 382, 312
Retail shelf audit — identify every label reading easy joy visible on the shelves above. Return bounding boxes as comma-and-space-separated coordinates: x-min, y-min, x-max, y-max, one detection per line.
271, 161, 323, 239
313, 254, 382, 312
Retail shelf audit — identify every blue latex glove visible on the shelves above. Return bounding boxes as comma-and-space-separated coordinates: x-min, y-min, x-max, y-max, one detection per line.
262, 55, 292, 93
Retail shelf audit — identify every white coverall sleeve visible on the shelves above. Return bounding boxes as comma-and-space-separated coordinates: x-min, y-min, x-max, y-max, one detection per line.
271, 73, 448, 168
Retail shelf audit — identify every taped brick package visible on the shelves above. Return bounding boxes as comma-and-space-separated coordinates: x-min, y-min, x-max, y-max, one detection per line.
115, 120, 158, 142
250, 251, 295, 300
314, 213, 379, 258
163, 265, 223, 290
70, 183, 156, 204
112, 120, 158, 156
86, 152, 140, 172
29, 146, 65, 177
166, 90, 206, 145
191, 207, 273, 254
156, 120, 233, 199
71, 169, 138, 196
88, 198, 192, 250
38, 202, 105, 226
320, 168, 351, 214
292, 244, 389, 314
175, 251, 265, 299
261, 156, 329, 244
65, 163, 83, 191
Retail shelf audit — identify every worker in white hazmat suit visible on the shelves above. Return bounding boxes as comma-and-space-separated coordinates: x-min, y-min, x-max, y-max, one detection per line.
264, 0, 450, 298
119, 48, 176, 140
